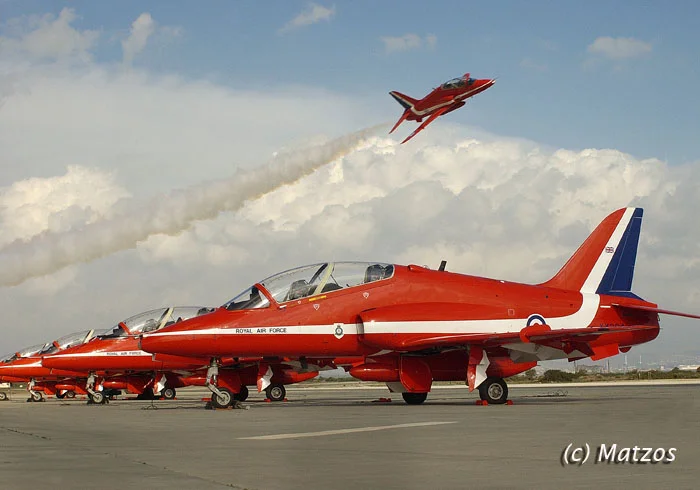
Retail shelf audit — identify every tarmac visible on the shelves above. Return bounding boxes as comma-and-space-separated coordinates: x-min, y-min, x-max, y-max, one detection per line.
1, 381, 699, 490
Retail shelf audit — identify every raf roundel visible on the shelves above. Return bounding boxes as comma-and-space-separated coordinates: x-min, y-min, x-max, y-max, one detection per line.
526, 314, 547, 327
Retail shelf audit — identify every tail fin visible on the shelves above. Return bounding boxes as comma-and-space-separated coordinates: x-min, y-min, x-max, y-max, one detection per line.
541, 207, 643, 298
389, 91, 418, 134
389, 91, 418, 110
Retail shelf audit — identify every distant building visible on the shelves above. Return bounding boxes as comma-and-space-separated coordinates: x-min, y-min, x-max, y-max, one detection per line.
677, 364, 700, 371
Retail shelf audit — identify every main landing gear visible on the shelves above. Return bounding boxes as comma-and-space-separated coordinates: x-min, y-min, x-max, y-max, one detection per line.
161, 387, 177, 400
27, 390, 44, 403
478, 377, 508, 405
265, 384, 286, 402
396, 377, 509, 406
402, 392, 428, 405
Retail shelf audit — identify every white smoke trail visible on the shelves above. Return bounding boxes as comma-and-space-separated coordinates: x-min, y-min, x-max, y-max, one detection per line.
0, 125, 385, 287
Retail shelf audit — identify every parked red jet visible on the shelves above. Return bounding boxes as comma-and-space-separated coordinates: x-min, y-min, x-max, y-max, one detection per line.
141, 207, 700, 406
0, 330, 95, 401
389, 73, 495, 143
41, 306, 344, 406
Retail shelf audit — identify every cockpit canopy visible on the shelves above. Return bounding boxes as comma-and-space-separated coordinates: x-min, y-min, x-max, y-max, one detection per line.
7, 343, 49, 361
100, 306, 215, 339
224, 262, 395, 311
441, 75, 476, 90
39, 330, 96, 355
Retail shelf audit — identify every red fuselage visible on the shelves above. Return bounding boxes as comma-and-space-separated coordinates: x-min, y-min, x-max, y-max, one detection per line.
140, 265, 659, 360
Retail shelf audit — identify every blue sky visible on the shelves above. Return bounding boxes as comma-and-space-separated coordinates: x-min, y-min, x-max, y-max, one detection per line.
3, 0, 700, 164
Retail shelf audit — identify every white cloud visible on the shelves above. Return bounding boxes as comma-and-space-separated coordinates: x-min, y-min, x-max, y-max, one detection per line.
120, 12, 182, 66
278, 3, 335, 34
587, 36, 652, 60
380, 33, 437, 54
0, 8, 99, 62
122, 13, 155, 66
0, 165, 129, 248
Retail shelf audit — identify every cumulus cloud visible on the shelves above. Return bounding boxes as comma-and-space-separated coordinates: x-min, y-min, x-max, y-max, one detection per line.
0, 165, 129, 248
0, 126, 381, 287
587, 36, 652, 60
0, 8, 99, 62
122, 13, 155, 65
380, 33, 437, 54
120, 12, 182, 66
278, 3, 335, 34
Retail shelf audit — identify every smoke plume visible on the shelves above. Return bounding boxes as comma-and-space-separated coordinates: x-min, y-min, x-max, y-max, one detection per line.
0, 125, 384, 287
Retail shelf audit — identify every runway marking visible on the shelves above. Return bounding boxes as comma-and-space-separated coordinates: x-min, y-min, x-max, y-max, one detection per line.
238, 421, 457, 440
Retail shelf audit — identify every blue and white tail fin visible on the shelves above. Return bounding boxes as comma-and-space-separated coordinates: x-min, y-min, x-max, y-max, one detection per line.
542, 207, 644, 299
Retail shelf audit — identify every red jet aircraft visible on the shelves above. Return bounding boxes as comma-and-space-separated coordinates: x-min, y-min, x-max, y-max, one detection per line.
389, 73, 495, 144
141, 207, 700, 406
41, 306, 349, 406
0, 330, 95, 401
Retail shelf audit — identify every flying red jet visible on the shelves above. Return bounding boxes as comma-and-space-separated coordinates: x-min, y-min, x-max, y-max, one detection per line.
141, 207, 700, 406
41, 306, 349, 406
389, 73, 495, 144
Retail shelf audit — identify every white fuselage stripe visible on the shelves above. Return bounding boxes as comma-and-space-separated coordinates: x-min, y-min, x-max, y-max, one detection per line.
410, 85, 488, 116
145, 293, 600, 337
46, 351, 151, 358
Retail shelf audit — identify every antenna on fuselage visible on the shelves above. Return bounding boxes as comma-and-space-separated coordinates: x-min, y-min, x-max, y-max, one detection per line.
438, 260, 447, 271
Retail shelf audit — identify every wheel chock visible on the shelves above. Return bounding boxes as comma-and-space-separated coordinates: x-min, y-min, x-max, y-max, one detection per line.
372, 397, 392, 403
201, 397, 212, 402
475, 400, 489, 406
506, 400, 514, 405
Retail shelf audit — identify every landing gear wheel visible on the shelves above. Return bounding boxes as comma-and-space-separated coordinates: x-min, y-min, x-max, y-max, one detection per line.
265, 384, 285, 402
56, 391, 66, 399
402, 392, 428, 405
478, 377, 508, 405
161, 387, 176, 400
65, 390, 76, 399
211, 388, 233, 409
89, 392, 107, 405
29, 391, 43, 402
0, 392, 8, 401
233, 385, 249, 402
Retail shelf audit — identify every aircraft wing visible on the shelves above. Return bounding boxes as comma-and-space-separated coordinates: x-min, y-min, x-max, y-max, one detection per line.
401, 106, 449, 144
398, 325, 658, 351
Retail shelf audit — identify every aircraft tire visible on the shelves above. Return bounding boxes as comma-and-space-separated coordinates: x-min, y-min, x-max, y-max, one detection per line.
29, 391, 43, 403
478, 377, 508, 404
89, 392, 106, 405
211, 388, 233, 408
161, 387, 176, 400
402, 392, 428, 405
233, 385, 249, 402
65, 390, 76, 399
0, 392, 8, 401
56, 391, 66, 399
265, 384, 285, 402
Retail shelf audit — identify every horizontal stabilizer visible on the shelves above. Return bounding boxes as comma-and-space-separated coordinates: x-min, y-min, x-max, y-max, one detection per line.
612, 303, 700, 320
389, 91, 418, 110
